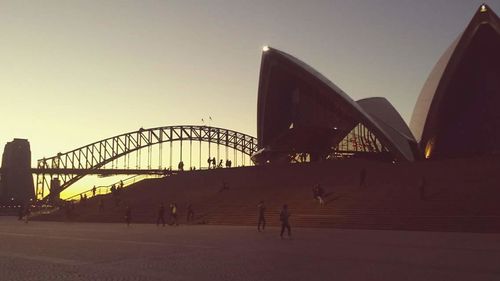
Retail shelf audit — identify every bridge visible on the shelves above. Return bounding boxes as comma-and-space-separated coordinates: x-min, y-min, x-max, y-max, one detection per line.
31, 125, 259, 200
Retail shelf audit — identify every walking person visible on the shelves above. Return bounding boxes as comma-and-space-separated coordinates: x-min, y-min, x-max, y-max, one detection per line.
157, 203, 166, 227
18, 203, 24, 220
257, 201, 266, 232
419, 176, 427, 201
24, 205, 31, 224
359, 168, 367, 189
186, 203, 194, 223
170, 203, 178, 226
313, 184, 325, 206
98, 198, 104, 212
92, 185, 97, 197
219, 181, 229, 192
279, 204, 292, 239
125, 205, 132, 227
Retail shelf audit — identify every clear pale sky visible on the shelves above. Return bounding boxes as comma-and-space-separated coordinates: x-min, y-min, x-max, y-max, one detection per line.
1, 0, 499, 165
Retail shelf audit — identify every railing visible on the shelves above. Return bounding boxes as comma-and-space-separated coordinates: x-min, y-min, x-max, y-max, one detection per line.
66, 174, 163, 202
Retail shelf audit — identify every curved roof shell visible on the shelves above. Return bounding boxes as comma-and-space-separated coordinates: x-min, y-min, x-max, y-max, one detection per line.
257, 47, 417, 161
357, 97, 417, 158
409, 5, 500, 158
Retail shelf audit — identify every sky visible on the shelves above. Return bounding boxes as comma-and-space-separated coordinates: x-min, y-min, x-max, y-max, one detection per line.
1, 0, 499, 195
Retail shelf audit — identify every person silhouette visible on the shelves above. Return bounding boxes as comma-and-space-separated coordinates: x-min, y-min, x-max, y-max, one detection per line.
359, 168, 367, 188
186, 203, 194, 222
257, 201, 266, 232
125, 206, 132, 226
170, 203, 178, 226
157, 203, 166, 227
279, 204, 291, 239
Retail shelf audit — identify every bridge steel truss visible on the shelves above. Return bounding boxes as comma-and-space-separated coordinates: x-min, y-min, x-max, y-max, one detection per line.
35, 125, 259, 199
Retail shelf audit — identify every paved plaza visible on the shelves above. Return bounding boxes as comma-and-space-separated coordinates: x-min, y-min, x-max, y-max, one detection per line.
0, 217, 500, 280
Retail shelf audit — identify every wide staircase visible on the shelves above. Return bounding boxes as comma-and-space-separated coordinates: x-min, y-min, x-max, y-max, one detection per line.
34, 157, 500, 232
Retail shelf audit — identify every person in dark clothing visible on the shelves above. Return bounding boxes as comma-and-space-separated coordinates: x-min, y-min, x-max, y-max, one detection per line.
186, 204, 194, 223
359, 168, 367, 188
18, 203, 24, 220
92, 185, 97, 197
157, 203, 166, 227
98, 198, 104, 212
125, 206, 132, 226
419, 177, 427, 201
317, 184, 325, 206
219, 181, 229, 192
257, 201, 266, 232
279, 204, 291, 239
24, 205, 31, 224
65, 202, 72, 221
313, 184, 325, 206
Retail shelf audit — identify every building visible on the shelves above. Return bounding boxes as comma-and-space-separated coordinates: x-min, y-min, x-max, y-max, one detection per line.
0, 139, 35, 205
410, 4, 500, 159
253, 5, 500, 164
253, 47, 418, 164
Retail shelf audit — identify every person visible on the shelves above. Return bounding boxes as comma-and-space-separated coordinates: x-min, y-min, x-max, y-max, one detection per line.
119, 180, 124, 189
178, 161, 184, 171
18, 203, 24, 220
279, 204, 291, 239
257, 201, 266, 232
219, 181, 229, 192
24, 205, 31, 224
170, 203, 178, 226
419, 176, 427, 201
211, 157, 216, 168
207, 157, 212, 169
157, 203, 166, 227
113, 186, 121, 207
125, 206, 132, 227
218, 159, 223, 168
313, 184, 325, 206
92, 185, 97, 197
64, 202, 72, 220
359, 168, 367, 188
186, 203, 194, 223
98, 198, 104, 212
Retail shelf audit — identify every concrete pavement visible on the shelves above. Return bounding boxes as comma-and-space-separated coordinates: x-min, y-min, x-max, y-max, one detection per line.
0, 216, 499, 280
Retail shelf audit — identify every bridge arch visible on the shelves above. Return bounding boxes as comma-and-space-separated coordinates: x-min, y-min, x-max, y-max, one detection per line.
35, 125, 258, 199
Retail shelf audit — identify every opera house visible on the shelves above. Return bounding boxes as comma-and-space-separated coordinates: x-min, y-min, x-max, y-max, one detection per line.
252, 4, 500, 164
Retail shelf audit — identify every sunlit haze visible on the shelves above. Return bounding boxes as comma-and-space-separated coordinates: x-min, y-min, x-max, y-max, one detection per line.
1, 0, 498, 196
